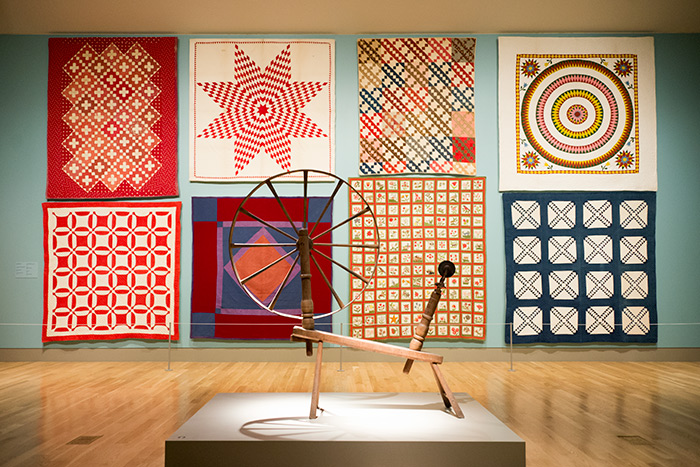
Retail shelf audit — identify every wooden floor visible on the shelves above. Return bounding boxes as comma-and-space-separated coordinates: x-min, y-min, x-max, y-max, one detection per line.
1, 360, 699, 466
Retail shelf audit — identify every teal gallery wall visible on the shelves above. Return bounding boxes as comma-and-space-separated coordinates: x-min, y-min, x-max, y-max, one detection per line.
0, 33, 698, 350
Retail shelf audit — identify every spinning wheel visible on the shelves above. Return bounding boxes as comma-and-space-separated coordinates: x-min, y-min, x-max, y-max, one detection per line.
229, 169, 464, 419
229, 169, 379, 351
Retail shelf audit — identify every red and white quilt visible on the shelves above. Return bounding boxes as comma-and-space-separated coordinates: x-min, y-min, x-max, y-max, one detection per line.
189, 39, 335, 181
43, 202, 181, 342
47, 37, 178, 199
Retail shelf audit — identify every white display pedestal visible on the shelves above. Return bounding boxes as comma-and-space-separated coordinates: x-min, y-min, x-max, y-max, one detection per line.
165, 392, 525, 467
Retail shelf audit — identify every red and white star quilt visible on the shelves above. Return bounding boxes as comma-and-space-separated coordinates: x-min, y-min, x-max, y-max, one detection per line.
190, 39, 335, 181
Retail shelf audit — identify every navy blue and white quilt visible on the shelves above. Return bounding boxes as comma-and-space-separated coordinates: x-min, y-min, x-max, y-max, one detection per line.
503, 192, 657, 343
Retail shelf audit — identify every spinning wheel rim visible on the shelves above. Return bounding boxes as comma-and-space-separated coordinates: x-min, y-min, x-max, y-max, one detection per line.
228, 169, 380, 321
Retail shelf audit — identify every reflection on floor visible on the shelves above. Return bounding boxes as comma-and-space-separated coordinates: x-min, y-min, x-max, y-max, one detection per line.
1, 361, 699, 466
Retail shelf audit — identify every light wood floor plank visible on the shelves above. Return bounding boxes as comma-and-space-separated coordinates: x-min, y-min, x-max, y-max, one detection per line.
0, 361, 698, 466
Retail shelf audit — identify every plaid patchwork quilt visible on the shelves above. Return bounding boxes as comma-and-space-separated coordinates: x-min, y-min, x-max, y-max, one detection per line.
358, 37, 477, 176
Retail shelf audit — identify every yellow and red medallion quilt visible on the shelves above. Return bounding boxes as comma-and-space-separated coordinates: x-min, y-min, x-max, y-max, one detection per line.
498, 37, 657, 191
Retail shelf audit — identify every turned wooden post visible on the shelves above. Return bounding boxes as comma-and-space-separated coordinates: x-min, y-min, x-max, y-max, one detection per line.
403, 261, 455, 373
297, 228, 315, 356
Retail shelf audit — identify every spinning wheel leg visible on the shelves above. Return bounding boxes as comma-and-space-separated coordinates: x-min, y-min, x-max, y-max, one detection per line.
310, 341, 324, 419
403, 261, 455, 374
431, 363, 464, 419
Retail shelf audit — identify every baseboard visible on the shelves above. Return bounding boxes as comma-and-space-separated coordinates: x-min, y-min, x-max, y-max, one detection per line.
1, 347, 699, 362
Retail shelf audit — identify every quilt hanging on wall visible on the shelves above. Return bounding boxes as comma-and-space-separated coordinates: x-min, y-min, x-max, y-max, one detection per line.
191, 197, 333, 339
189, 39, 335, 182
43, 202, 181, 342
357, 37, 477, 176
349, 177, 486, 341
498, 37, 657, 191
503, 192, 657, 344
47, 37, 178, 199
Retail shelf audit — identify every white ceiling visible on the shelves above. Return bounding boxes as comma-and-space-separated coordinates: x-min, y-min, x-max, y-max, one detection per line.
1, 0, 699, 34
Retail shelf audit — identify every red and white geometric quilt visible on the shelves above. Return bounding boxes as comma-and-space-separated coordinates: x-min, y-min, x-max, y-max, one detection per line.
47, 37, 178, 199
190, 39, 335, 181
42, 202, 180, 342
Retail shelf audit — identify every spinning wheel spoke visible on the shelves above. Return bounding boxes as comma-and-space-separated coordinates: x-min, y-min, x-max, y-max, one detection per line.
231, 242, 297, 248
269, 254, 301, 311
230, 169, 378, 321
265, 180, 299, 235
309, 180, 343, 237
311, 206, 372, 242
302, 170, 308, 230
237, 207, 298, 242
313, 242, 379, 249
310, 252, 345, 309
238, 248, 300, 284
310, 246, 371, 284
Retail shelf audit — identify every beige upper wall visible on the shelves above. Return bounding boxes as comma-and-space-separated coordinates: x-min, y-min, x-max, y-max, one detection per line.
1, 0, 699, 34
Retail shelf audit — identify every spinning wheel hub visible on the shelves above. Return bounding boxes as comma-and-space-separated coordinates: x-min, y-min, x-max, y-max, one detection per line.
295, 229, 314, 250
229, 169, 379, 323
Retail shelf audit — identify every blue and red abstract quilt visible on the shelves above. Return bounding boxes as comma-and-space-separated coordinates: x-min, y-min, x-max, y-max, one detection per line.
503, 192, 657, 343
191, 197, 333, 339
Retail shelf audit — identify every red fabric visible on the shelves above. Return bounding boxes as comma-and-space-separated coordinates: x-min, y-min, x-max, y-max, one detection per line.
213, 314, 300, 340
47, 37, 178, 199
191, 221, 218, 314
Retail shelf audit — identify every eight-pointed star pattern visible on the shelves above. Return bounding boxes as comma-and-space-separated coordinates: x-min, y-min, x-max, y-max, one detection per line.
197, 45, 328, 175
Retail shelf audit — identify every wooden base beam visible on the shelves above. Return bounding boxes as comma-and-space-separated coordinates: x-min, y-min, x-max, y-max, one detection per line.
292, 327, 443, 364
